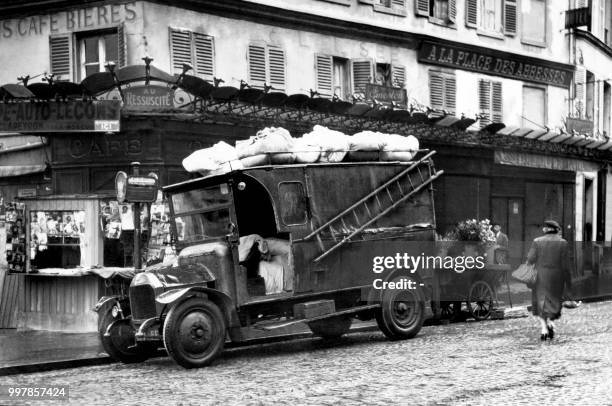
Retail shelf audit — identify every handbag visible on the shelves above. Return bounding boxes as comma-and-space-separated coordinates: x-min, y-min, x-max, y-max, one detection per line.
511, 263, 537, 286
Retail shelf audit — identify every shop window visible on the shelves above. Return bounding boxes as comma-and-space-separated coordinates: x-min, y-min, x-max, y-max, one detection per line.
478, 79, 503, 128
248, 44, 286, 90
429, 70, 456, 114
465, 0, 516, 36
522, 86, 546, 129
522, 0, 546, 45
100, 201, 152, 267
29, 211, 85, 270
169, 28, 215, 79
4, 203, 26, 273
415, 0, 457, 24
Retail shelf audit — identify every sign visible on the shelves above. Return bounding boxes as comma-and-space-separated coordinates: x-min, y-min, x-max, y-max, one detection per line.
17, 188, 36, 198
566, 117, 594, 137
418, 40, 574, 89
0, 100, 121, 133
565, 7, 591, 30
116, 171, 158, 203
124, 85, 174, 111
365, 84, 407, 105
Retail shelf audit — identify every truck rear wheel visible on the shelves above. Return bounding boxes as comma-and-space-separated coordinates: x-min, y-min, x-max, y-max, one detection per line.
100, 311, 157, 364
163, 297, 226, 368
308, 316, 352, 339
375, 276, 425, 340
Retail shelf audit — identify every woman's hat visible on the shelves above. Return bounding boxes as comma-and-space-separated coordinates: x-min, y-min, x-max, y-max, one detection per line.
544, 220, 561, 230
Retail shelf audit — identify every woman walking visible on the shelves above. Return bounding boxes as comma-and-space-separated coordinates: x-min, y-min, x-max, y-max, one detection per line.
526, 220, 573, 340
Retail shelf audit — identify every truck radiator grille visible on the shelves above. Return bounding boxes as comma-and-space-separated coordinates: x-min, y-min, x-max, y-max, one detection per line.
129, 285, 157, 320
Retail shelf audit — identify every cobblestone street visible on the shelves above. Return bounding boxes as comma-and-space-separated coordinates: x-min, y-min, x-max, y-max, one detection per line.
2, 301, 611, 405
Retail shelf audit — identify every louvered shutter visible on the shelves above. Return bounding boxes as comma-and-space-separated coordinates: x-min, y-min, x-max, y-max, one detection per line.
194, 33, 215, 78
575, 67, 587, 118
315, 54, 333, 97
465, 0, 478, 28
444, 75, 456, 113
504, 0, 518, 36
391, 0, 405, 7
49, 34, 73, 81
391, 65, 406, 88
415, 0, 429, 16
448, 0, 457, 22
351, 59, 373, 94
479, 79, 492, 127
117, 23, 127, 68
248, 44, 267, 86
268, 46, 286, 90
492, 82, 503, 123
170, 28, 193, 74
429, 72, 444, 110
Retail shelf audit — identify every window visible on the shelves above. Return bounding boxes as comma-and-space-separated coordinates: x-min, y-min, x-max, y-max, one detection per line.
370, 0, 407, 16
465, 0, 517, 36
30, 211, 85, 270
478, 79, 503, 128
315, 55, 350, 99
415, 0, 457, 23
522, 0, 546, 45
169, 28, 215, 79
574, 66, 587, 118
248, 44, 286, 90
50, 26, 126, 81
522, 86, 546, 129
278, 182, 307, 225
429, 70, 456, 114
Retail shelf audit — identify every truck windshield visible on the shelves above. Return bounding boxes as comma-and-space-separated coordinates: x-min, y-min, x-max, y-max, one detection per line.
171, 184, 232, 243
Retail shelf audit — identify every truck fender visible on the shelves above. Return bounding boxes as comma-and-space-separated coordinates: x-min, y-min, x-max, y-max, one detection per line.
94, 295, 120, 313
156, 287, 242, 341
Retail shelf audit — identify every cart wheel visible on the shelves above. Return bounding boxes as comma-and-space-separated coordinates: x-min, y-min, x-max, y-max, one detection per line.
308, 316, 352, 339
100, 310, 158, 364
163, 297, 226, 368
468, 280, 495, 321
376, 276, 424, 340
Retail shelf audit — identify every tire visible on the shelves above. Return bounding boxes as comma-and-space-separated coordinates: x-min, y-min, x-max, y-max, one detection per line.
308, 316, 352, 339
163, 297, 226, 368
375, 276, 425, 340
99, 310, 158, 364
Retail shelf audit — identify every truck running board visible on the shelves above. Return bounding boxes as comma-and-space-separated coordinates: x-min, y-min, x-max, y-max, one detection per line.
255, 304, 380, 331
299, 151, 443, 263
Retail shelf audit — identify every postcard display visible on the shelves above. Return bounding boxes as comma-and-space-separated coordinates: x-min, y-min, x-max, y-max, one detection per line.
3, 203, 26, 273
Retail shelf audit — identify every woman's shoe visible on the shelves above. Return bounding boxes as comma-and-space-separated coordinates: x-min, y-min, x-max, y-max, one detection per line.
540, 333, 548, 341
547, 325, 554, 340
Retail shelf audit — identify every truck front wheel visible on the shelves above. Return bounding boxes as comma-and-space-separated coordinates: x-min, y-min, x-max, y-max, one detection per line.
163, 297, 226, 368
375, 276, 425, 340
100, 311, 158, 364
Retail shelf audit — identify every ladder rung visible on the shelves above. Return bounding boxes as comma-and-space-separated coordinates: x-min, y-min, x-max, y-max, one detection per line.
396, 181, 404, 196
352, 209, 361, 226
328, 225, 338, 241
375, 194, 383, 210
363, 201, 372, 218
385, 187, 394, 203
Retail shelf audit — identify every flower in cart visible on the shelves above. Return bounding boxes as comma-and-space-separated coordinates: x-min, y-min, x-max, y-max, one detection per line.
444, 218, 497, 246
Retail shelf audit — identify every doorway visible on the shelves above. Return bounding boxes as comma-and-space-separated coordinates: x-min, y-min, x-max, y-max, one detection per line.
491, 197, 524, 267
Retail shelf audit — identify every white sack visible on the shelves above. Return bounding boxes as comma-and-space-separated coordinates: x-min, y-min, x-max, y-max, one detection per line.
349, 131, 385, 151
302, 125, 349, 163
182, 141, 239, 173
380, 134, 419, 161
236, 127, 294, 158
240, 154, 269, 168
293, 138, 321, 163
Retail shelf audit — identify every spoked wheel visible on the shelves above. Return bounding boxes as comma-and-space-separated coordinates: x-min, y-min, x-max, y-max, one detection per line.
100, 310, 158, 364
468, 280, 495, 321
376, 276, 425, 340
308, 316, 352, 339
163, 298, 226, 368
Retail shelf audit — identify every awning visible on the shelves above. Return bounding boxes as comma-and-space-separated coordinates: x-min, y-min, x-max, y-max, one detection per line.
495, 150, 602, 172
0, 164, 46, 177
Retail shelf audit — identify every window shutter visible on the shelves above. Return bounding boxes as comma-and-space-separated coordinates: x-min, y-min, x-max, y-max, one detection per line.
415, 0, 429, 16
391, 0, 405, 7
465, 0, 478, 28
117, 23, 127, 68
504, 0, 518, 36
448, 0, 457, 22
248, 44, 267, 86
492, 81, 503, 123
170, 28, 193, 74
351, 59, 373, 94
479, 79, 492, 127
194, 33, 215, 78
391, 65, 406, 88
268, 46, 286, 90
444, 75, 456, 113
315, 54, 333, 97
429, 72, 444, 110
575, 67, 587, 118
49, 34, 73, 81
